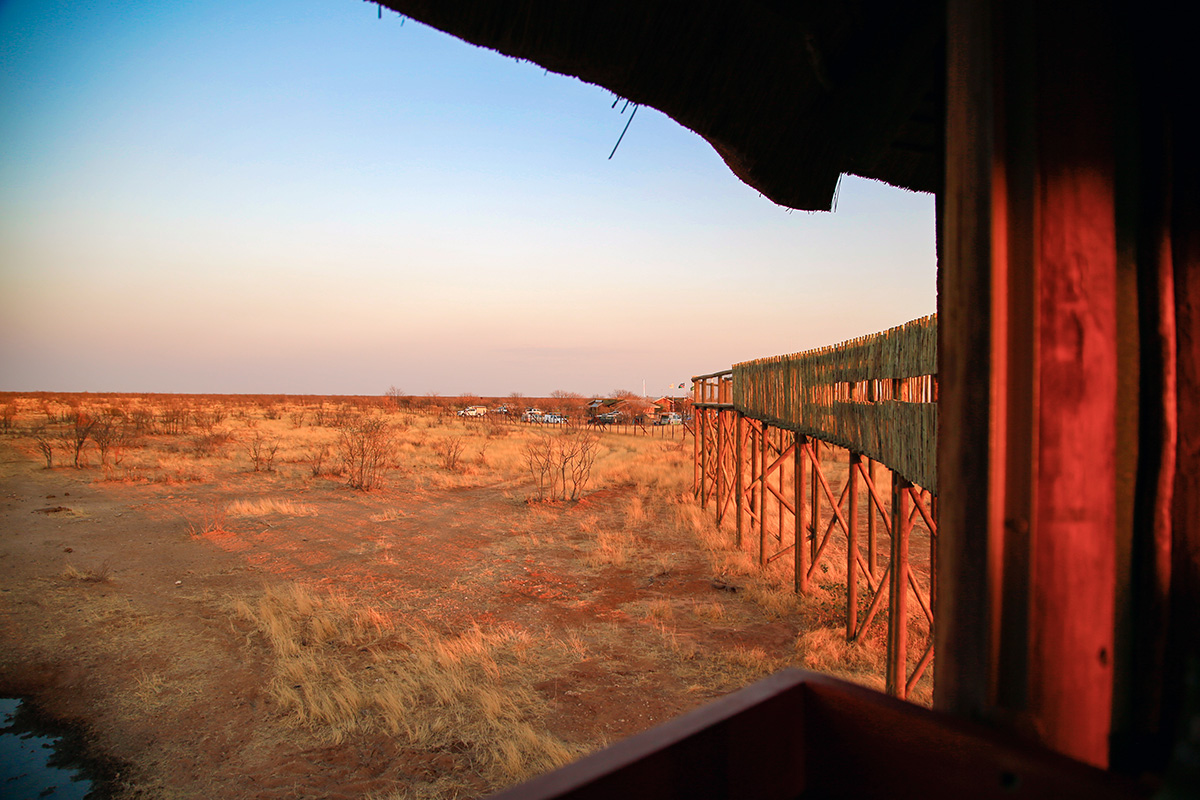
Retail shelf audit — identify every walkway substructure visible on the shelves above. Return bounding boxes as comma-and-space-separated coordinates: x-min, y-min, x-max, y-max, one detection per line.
693, 316, 938, 700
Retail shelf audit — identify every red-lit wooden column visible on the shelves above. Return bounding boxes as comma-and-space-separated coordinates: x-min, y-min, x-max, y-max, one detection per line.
940, 0, 1119, 767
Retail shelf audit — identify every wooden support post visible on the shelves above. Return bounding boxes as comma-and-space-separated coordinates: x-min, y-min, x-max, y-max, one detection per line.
867, 458, 878, 576
848, 453, 861, 640
729, 412, 739, 544
759, 421, 768, 566
699, 408, 709, 510
811, 440, 821, 563
795, 434, 809, 594
887, 473, 912, 698
940, 0, 1119, 766
715, 412, 725, 525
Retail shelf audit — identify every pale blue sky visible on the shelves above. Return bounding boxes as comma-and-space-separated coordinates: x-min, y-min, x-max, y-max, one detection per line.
1, 0, 936, 397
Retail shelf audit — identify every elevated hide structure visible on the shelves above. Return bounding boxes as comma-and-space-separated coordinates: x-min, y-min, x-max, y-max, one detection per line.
379, 0, 1198, 792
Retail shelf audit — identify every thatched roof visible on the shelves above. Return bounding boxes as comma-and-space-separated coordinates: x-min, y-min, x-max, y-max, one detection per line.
378, 1, 943, 211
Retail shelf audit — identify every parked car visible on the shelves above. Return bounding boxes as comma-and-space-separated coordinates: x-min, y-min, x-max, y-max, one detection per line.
657, 412, 683, 425
541, 413, 565, 424
591, 412, 619, 425
522, 408, 543, 422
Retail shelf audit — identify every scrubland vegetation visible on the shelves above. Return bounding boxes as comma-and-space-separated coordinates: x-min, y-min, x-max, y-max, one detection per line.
0, 392, 930, 800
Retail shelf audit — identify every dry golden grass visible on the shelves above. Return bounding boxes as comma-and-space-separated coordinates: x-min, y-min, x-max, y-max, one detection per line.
61, 562, 112, 583
226, 498, 317, 517
230, 582, 580, 791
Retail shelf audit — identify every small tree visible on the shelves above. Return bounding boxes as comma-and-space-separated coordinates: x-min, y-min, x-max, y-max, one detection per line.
246, 429, 281, 472
60, 410, 97, 468
32, 426, 54, 468
436, 436, 467, 471
524, 427, 601, 502
337, 415, 397, 490
91, 416, 126, 467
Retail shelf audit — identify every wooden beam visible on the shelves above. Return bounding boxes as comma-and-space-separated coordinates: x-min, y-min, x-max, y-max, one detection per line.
941, 0, 1119, 767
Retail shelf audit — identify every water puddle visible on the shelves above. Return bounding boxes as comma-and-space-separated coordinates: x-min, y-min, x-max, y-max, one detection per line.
1, 697, 109, 799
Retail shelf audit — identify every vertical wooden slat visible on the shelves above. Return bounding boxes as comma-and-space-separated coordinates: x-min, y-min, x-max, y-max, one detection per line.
868, 458, 878, 577
811, 440, 821, 563
729, 412, 739, 544
795, 433, 808, 594
759, 421, 769, 566
848, 453, 861, 640
699, 407, 709, 510
887, 474, 912, 698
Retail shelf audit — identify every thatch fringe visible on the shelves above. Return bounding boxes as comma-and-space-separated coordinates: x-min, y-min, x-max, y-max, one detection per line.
732, 315, 937, 492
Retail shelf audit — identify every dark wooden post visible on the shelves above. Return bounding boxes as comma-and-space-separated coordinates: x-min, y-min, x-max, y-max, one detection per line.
735, 412, 744, 546
811, 440, 821, 563
759, 421, 769, 566
848, 453, 861, 640
887, 474, 912, 698
940, 0, 1119, 766
867, 459, 878, 576
795, 433, 809, 594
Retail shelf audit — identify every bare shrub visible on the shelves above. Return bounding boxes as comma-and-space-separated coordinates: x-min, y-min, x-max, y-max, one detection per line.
0, 404, 14, 433
436, 436, 467, 471
59, 410, 97, 468
62, 562, 112, 583
337, 415, 396, 490
157, 404, 189, 435
191, 431, 232, 458
246, 429, 281, 472
92, 416, 122, 466
187, 505, 227, 537
523, 427, 601, 502
31, 426, 55, 468
306, 444, 331, 477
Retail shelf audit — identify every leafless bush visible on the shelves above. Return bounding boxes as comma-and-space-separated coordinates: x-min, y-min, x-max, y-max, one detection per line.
92, 416, 132, 466
306, 444, 331, 477
288, 409, 306, 428
0, 404, 14, 433
157, 405, 190, 435
32, 426, 55, 468
524, 427, 601, 502
337, 415, 397, 490
129, 408, 156, 434
436, 436, 467, 471
246, 429, 281, 472
191, 431, 232, 458
60, 410, 97, 468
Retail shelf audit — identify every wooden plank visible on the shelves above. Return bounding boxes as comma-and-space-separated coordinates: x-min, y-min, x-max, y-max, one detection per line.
795, 434, 809, 594
1026, 0, 1118, 765
760, 420, 769, 566
868, 458, 878, 576
729, 412, 739, 544
848, 453, 861, 640
887, 476, 912, 697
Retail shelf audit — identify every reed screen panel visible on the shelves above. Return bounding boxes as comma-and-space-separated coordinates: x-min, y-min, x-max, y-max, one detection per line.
732, 315, 937, 492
